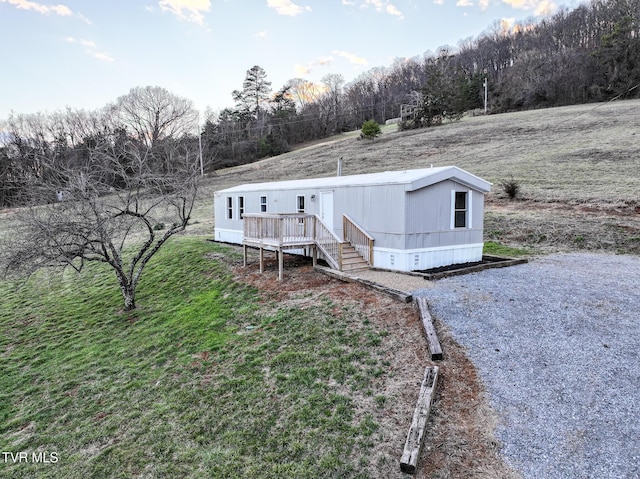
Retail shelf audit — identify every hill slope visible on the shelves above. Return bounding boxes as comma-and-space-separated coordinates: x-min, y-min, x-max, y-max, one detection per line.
192, 99, 640, 255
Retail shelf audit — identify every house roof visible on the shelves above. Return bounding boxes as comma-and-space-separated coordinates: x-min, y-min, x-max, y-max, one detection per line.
217, 166, 492, 194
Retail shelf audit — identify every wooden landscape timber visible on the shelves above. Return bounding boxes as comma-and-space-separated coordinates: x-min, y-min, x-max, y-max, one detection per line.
416, 297, 443, 361
417, 255, 528, 280
400, 366, 440, 475
314, 266, 414, 303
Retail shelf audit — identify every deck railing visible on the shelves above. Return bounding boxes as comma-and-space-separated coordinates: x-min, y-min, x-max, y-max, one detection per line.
242, 212, 372, 271
243, 213, 315, 246
313, 215, 342, 270
343, 214, 374, 266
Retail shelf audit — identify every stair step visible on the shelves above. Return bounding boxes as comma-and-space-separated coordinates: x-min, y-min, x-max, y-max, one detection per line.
342, 256, 367, 264
336, 243, 370, 272
342, 263, 370, 272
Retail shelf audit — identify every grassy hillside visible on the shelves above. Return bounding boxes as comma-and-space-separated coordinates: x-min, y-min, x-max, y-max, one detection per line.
190, 99, 640, 255
0, 238, 426, 478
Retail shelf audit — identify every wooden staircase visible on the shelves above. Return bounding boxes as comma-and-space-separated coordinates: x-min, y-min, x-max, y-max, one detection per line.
340, 244, 370, 272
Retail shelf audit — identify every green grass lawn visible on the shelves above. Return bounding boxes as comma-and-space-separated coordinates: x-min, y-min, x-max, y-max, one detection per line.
483, 241, 531, 257
1, 237, 392, 478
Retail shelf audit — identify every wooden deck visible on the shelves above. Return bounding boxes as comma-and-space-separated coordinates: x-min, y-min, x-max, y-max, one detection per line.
241, 213, 319, 281
242, 213, 372, 280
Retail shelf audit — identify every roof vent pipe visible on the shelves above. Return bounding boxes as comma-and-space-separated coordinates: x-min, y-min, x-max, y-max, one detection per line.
337, 157, 343, 176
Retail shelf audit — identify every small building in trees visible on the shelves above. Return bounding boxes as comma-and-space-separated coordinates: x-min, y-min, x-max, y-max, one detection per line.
214, 166, 491, 277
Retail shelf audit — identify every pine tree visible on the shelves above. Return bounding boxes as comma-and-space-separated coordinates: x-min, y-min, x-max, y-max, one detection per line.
232, 66, 272, 118
360, 119, 381, 139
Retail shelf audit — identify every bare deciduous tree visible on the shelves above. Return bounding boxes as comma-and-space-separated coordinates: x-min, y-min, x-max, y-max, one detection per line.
111, 86, 199, 149
286, 78, 322, 110
1, 139, 200, 311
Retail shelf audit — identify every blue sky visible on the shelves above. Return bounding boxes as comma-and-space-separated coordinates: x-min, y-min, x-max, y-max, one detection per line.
0, 0, 570, 120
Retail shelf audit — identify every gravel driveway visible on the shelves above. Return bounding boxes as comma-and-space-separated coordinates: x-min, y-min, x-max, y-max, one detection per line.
413, 253, 640, 479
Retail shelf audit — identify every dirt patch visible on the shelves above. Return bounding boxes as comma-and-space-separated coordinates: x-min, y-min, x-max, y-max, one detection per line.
223, 246, 521, 478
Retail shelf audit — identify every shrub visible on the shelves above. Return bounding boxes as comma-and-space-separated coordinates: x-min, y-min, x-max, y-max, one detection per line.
360, 120, 381, 140
499, 177, 521, 200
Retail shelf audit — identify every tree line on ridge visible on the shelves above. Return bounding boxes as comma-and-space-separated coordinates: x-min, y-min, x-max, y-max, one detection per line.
1, 0, 638, 208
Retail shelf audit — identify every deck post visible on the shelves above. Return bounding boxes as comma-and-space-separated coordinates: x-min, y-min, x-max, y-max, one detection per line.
243, 244, 247, 267
369, 239, 374, 267
259, 247, 264, 273
278, 248, 284, 281
312, 246, 317, 267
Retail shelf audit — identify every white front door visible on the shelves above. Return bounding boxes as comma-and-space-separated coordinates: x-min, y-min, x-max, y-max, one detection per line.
319, 191, 334, 231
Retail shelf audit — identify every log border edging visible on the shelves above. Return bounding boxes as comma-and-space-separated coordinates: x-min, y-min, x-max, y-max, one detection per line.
400, 365, 439, 474
314, 265, 413, 303
415, 296, 443, 361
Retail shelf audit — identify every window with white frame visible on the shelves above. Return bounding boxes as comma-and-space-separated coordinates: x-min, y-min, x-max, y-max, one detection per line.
238, 196, 245, 219
226, 196, 233, 220
260, 195, 267, 213
454, 191, 467, 228
297, 195, 305, 224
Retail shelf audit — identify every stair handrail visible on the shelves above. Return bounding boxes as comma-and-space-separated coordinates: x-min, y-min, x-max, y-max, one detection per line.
313, 215, 343, 270
342, 214, 374, 266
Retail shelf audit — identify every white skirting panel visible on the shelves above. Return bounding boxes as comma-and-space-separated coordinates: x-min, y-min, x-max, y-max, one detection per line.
373, 243, 484, 272
214, 228, 244, 245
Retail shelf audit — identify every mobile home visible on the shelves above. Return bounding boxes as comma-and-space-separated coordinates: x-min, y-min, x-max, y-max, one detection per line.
214, 166, 491, 273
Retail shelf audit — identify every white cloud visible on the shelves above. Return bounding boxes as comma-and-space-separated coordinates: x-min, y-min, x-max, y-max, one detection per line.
478, 0, 489, 9
158, 0, 211, 25
92, 51, 114, 62
533, 0, 555, 15
386, 4, 403, 17
456, 0, 473, 5
363, 0, 384, 9
296, 50, 367, 77
332, 50, 368, 66
501, 0, 556, 15
267, 0, 311, 16
433, 0, 444, 5
294, 64, 311, 76
295, 55, 335, 76
310, 56, 332, 71
497, 17, 516, 34
1, 0, 72, 16
67, 37, 114, 63
255, 31, 267, 38
361, 0, 403, 17
313, 56, 334, 66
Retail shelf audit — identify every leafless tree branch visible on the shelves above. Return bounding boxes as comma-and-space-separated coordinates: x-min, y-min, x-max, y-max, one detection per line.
1, 138, 200, 311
